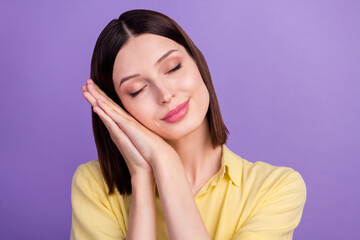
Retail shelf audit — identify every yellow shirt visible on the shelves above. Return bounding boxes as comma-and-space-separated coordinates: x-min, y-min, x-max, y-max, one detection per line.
70, 144, 306, 240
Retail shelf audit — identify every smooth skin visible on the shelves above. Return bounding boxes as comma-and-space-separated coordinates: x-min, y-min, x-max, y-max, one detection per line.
81, 33, 222, 240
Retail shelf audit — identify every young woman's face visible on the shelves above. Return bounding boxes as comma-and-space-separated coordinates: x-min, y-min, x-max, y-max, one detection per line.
112, 33, 210, 140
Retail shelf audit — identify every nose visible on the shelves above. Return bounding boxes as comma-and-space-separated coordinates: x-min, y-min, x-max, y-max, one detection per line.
157, 81, 175, 104
161, 92, 174, 104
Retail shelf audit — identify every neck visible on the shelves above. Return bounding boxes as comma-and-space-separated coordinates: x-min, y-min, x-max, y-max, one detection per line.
165, 118, 222, 189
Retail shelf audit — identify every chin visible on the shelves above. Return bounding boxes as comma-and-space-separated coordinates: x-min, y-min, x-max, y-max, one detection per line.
157, 116, 207, 141
161, 131, 191, 141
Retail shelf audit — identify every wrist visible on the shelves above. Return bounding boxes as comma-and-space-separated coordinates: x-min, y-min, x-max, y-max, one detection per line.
151, 149, 180, 171
131, 172, 155, 192
152, 153, 182, 177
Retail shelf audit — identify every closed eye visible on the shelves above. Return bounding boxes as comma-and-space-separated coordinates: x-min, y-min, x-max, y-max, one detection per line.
129, 64, 181, 99
130, 86, 146, 98
166, 63, 181, 74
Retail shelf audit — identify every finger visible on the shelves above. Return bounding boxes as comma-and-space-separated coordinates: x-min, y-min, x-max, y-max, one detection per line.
96, 98, 155, 161
82, 89, 99, 109
97, 98, 133, 128
93, 106, 127, 141
86, 82, 131, 119
93, 106, 148, 165
93, 106, 131, 156
87, 79, 117, 105
86, 79, 116, 106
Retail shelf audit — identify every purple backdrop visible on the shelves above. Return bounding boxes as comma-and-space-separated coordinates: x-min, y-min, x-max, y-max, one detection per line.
1, 0, 359, 239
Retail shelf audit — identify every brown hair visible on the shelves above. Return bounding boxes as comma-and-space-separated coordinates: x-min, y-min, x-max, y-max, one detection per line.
90, 9, 229, 195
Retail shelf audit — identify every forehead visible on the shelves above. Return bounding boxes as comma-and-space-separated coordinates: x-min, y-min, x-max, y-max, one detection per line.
114, 33, 183, 69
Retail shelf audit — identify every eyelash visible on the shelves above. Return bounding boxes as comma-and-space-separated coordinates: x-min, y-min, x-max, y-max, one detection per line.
167, 63, 181, 74
129, 88, 143, 98
129, 63, 182, 98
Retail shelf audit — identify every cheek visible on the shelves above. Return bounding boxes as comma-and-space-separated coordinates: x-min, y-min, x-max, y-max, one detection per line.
179, 66, 204, 91
117, 92, 152, 124
189, 70, 210, 109
125, 102, 155, 126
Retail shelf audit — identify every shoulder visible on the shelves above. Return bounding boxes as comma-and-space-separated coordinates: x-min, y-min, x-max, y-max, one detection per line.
227, 149, 307, 237
70, 160, 128, 239
73, 159, 101, 174
245, 159, 306, 189
224, 145, 306, 202
71, 159, 109, 194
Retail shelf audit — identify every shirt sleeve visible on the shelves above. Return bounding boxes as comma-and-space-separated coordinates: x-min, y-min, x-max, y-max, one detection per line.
232, 169, 307, 240
70, 163, 126, 240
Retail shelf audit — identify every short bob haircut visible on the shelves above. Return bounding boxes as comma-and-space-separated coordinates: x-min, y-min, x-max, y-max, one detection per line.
90, 9, 229, 195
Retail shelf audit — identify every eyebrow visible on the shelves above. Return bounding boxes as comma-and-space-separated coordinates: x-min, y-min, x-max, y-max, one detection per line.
119, 49, 178, 87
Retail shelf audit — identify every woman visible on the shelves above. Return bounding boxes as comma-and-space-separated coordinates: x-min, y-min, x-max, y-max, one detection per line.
71, 9, 306, 240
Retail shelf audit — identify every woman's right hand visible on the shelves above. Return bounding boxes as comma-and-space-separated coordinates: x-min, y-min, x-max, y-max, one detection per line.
81, 80, 153, 178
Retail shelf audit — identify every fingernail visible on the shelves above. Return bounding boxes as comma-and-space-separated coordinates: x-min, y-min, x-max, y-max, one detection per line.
88, 79, 94, 84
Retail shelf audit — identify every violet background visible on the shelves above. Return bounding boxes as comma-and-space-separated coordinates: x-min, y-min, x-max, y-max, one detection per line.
1, 0, 359, 239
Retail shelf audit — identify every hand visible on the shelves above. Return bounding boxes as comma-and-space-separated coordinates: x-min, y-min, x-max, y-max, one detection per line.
81, 79, 152, 176
81, 79, 178, 176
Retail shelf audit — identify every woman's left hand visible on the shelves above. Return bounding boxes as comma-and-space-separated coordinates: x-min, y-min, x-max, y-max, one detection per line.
81, 79, 179, 168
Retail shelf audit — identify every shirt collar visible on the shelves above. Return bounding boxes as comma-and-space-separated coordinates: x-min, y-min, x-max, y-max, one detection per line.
219, 144, 243, 188
194, 144, 244, 198
201, 144, 243, 189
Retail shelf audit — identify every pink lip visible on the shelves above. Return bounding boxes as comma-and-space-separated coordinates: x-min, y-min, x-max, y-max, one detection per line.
162, 99, 190, 123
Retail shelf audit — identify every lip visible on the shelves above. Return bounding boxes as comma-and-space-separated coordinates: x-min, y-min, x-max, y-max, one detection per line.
161, 99, 190, 123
